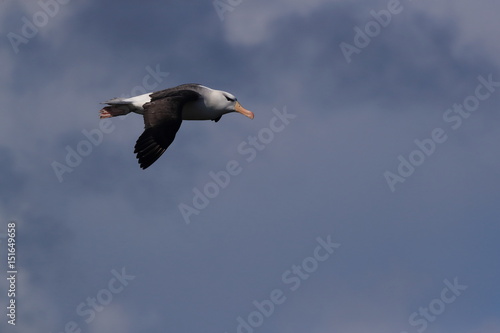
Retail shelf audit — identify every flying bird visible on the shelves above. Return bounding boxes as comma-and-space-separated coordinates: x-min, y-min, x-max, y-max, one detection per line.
99, 84, 254, 169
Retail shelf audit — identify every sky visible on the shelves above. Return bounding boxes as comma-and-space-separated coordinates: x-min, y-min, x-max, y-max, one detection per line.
0, 0, 499, 332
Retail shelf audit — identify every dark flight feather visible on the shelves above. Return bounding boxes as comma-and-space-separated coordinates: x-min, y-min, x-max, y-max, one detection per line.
134, 89, 201, 169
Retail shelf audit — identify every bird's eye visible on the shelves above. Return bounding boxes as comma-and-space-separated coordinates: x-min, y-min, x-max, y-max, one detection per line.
225, 95, 235, 102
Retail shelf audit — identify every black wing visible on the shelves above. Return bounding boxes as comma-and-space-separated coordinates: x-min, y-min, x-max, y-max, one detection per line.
134, 89, 201, 169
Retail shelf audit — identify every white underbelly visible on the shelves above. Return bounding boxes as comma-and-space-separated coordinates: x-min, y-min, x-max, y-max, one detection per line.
182, 100, 223, 120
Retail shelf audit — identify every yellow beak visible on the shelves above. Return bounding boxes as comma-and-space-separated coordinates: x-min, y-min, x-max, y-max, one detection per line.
235, 101, 254, 119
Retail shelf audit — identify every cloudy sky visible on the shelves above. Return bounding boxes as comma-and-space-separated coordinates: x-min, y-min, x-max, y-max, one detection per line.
1, 0, 499, 332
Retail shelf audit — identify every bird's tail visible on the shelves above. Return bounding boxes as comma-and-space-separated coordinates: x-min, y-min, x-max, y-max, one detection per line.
99, 94, 149, 119
99, 97, 135, 119
99, 105, 132, 119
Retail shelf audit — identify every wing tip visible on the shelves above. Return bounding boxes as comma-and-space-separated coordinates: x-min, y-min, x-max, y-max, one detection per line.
134, 128, 168, 169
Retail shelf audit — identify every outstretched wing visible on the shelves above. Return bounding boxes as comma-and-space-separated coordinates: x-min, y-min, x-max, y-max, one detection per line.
134, 89, 201, 169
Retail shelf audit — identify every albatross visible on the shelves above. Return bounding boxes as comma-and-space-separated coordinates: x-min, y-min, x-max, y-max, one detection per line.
99, 84, 254, 169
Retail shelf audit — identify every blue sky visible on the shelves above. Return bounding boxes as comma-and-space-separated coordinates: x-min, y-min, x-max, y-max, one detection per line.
1, 1, 499, 333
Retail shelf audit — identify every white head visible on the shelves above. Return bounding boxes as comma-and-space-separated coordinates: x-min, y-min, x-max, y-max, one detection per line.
209, 89, 255, 119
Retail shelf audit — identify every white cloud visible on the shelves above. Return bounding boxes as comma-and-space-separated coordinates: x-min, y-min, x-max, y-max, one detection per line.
2, 0, 91, 52
221, 0, 342, 45
88, 304, 132, 333
0, 270, 60, 333
412, 0, 500, 66
221, 0, 500, 69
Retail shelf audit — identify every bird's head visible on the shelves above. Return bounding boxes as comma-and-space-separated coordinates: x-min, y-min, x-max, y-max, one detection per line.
215, 90, 254, 119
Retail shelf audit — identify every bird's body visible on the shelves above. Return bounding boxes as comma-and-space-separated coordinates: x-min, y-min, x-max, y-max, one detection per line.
99, 84, 254, 169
